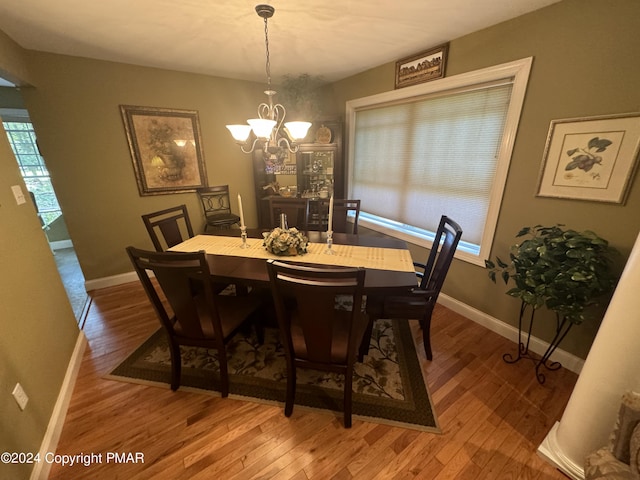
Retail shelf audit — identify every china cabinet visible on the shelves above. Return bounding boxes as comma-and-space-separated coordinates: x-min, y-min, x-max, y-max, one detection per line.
252, 120, 343, 229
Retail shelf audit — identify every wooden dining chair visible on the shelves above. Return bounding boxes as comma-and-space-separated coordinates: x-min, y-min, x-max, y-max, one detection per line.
126, 246, 263, 396
141, 204, 194, 252
318, 199, 361, 234
267, 259, 368, 428
364, 215, 462, 360
269, 197, 309, 230
197, 185, 241, 232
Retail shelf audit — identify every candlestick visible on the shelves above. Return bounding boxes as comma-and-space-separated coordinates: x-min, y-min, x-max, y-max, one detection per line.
324, 230, 334, 255
239, 225, 249, 249
327, 194, 334, 233
237, 193, 245, 228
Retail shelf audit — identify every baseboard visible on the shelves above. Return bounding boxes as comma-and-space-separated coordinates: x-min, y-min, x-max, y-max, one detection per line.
537, 422, 585, 480
437, 293, 585, 375
30, 331, 87, 480
50, 240, 73, 250
85, 271, 140, 291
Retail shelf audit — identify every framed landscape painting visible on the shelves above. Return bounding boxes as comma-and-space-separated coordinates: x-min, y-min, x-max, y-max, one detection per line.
120, 105, 208, 196
395, 44, 448, 89
536, 113, 640, 204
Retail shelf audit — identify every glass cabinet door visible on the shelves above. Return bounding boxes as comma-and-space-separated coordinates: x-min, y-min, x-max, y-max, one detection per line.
300, 148, 335, 199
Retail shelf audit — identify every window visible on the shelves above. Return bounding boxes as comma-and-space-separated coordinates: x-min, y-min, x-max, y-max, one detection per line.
346, 58, 532, 266
3, 119, 62, 226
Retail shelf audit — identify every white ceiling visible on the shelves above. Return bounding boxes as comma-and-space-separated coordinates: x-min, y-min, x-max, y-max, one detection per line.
0, 0, 561, 86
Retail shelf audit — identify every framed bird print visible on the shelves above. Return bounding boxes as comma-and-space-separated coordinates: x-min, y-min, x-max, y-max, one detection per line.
536, 112, 640, 204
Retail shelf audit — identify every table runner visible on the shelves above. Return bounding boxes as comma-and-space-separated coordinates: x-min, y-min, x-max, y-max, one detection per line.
170, 235, 415, 273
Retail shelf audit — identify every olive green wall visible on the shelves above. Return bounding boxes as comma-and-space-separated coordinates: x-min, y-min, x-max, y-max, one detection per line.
0, 118, 79, 479
0, 31, 79, 479
0, 29, 32, 86
18, 52, 265, 280
0, 0, 637, 468
332, 0, 640, 357
0, 86, 25, 108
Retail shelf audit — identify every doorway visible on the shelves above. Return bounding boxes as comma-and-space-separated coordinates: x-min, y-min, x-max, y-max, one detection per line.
2, 114, 89, 325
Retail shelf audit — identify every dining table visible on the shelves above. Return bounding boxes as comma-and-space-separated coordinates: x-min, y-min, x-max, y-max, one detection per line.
169, 229, 419, 294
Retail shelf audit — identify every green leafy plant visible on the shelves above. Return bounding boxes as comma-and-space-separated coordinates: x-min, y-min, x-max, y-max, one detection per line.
278, 74, 325, 121
486, 225, 617, 324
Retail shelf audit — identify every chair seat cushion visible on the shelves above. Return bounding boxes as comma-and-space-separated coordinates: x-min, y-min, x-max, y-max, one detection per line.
366, 293, 428, 319
206, 213, 240, 225
173, 292, 261, 341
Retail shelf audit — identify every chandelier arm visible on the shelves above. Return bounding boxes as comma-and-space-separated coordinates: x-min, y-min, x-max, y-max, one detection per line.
239, 137, 262, 154
276, 136, 300, 154
272, 103, 286, 136
257, 102, 272, 120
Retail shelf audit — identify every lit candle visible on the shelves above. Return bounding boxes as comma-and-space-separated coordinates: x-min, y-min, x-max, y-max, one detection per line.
237, 193, 245, 228
327, 194, 334, 233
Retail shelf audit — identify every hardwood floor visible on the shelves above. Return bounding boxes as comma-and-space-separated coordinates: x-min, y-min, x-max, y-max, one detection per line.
48, 281, 576, 479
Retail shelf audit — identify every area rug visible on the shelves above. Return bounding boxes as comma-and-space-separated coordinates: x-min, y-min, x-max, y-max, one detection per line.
107, 318, 439, 432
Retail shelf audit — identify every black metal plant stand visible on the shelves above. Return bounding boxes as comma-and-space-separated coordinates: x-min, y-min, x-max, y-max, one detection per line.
503, 301, 574, 384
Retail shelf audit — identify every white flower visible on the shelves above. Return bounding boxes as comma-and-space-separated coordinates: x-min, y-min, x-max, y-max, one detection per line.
263, 227, 308, 256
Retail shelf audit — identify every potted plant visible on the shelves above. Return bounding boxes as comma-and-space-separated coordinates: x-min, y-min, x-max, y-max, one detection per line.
486, 224, 617, 382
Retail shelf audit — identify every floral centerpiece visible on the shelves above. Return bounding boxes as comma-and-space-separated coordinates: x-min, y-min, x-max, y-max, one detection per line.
263, 227, 308, 256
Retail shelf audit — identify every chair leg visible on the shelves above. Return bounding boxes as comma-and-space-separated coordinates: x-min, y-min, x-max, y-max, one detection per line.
421, 314, 433, 361
284, 363, 296, 417
358, 317, 375, 359
255, 321, 265, 346
218, 349, 229, 397
344, 366, 353, 428
169, 341, 181, 391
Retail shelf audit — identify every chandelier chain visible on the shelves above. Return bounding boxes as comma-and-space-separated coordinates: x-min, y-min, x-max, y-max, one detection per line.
263, 14, 271, 88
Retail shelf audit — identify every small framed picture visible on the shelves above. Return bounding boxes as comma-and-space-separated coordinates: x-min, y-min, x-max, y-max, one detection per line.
120, 105, 208, 196
395, 43, 448, 89
536, 113, 640, 204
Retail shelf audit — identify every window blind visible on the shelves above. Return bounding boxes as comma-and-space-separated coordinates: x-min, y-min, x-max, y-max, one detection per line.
351, 83, 513, 247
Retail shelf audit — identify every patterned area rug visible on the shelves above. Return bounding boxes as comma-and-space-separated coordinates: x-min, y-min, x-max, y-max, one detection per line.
107, 318, 439, 432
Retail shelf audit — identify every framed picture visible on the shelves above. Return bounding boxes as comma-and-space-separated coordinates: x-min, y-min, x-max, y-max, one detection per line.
536, 113, 640, 204
395, 43, 448, 89
120, 105, 208, 196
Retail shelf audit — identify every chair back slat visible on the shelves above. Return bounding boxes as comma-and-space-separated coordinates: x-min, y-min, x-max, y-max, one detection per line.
141, 205, 194, 252
419, 216, 463, 295
267, 260, 365, 365
199, 185, 233, 215
197, 185, 240, 231
316, 199, 361, 234
269, 198, 310, 230
126, 247, 221, 341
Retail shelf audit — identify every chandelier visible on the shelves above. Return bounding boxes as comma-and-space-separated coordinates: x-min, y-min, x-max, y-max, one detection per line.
226, 4, 311, 163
